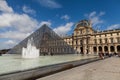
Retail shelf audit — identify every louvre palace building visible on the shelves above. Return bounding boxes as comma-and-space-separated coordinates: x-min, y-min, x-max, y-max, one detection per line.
8, 19, 120, 55
63, 20, 120, 54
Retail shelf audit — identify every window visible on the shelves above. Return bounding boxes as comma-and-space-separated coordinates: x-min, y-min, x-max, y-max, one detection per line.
80, 40, 82, 45
76, 31, 79, 34
80, 22, 84, 26
94, 39, 97, 44
110, 38, 113, 43
76, 40, 77, 45
105, 38, 107, 43
111, 33, 112, 36
95, 35, 96, 38
117, 37, 120, 43
84, 23, 88, 26
99, 39, 102, 44
105, 34, 107, 37
76, 47, 77, 50
86, 39, 89, 44
117, 33, 119, 35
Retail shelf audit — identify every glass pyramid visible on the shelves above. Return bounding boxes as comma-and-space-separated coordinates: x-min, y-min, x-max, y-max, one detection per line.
7, 24, 74, 55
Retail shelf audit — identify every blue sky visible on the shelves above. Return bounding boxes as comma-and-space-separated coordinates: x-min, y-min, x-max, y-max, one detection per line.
0, 0, 120, 49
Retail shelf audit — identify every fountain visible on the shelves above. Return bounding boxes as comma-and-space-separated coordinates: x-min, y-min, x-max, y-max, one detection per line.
22, 38, 39, 58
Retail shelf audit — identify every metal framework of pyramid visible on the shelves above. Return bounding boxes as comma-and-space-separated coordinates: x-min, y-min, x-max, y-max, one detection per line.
7, 25, 74, 55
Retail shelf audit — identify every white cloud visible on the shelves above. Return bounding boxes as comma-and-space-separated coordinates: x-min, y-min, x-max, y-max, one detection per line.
61, 14, 70, 20
22, 5, 36, 15
2, 40, 17, 49
39, 21, 51, 27
0, 42, 12, 49
88, 11, 96, 18
0, 31, 31, 40
5, 40, 16, 45
0, 13, 38, 32
0, 0, 13, 13
38, 0, 62, 8
0, 0, 40, 49
99, 12, 105, 16
107, 24, 120, 30
0, 0, 54, 49
53, 22, 74, 36
85, 11, 105, 27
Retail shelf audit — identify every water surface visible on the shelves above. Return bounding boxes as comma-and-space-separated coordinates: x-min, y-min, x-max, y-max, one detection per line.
0, 54, 97, 75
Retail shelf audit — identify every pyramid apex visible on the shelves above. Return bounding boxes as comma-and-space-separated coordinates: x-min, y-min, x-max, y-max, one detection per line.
42, 24, 48, 26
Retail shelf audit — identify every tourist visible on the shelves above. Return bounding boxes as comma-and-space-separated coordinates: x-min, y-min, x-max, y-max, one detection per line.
105, 52, 109, 57
118, 52, 120, 57
114, 52, 117, 56
99, 52, 104, 59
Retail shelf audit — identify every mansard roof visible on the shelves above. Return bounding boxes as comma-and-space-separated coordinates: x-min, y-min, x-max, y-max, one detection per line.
74, 19, 92, 30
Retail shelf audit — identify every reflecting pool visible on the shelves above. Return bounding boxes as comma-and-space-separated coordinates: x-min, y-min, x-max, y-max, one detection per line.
0, 54, 97, 75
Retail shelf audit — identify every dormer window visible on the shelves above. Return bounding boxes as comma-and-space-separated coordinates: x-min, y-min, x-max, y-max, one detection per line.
76, 20, 91, 28
79, 21, 89, 27
80, 22, 84, 26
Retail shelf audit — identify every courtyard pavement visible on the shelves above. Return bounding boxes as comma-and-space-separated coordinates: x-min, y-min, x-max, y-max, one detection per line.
37, 56, 120, 80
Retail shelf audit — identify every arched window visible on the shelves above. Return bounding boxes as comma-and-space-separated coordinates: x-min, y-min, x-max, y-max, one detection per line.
98, 46, 102, 52
110, 46, 114, 52
93, 47, 97, 52
117, 45, 120, 52
104, 46, 108, 52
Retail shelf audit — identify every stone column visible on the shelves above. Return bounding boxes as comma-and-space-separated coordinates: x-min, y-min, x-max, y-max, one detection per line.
115, 45, 117, 53
84, 46, 87, 54
97, 46, 99, 54
91, 46, 94, 54
73, 46, 76, 54
77, 46, 80, 53
79, 47, 81, 54
108, 45, 110, 54
102, 46, 105, 53
89, 46, 92, 54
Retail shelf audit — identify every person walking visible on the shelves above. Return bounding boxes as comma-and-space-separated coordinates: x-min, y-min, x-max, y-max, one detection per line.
99, 51, 104, 59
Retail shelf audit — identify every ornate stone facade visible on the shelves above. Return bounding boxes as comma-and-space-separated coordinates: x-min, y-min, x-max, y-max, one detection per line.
64, 20, 120, 54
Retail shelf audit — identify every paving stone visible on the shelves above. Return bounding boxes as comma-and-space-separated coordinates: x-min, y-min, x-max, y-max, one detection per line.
37, 57, 120, 80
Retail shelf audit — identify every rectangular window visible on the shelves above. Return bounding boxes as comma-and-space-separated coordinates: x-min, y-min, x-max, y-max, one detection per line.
99, 35, 101, 37
105, 34, 107, 37
117, 37, 120, 43
76, 40, 77, 45
80, 40, 82, 45
105, 38, 107, 43
94, 39, 97, 44
111, 33, 112, 36
86, 39, 88, 44
95, 35, 96, 38
111, 38, 113, 43
99, 39, 102, 44
76, 47, 77, 50
117, 33, 119, 35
